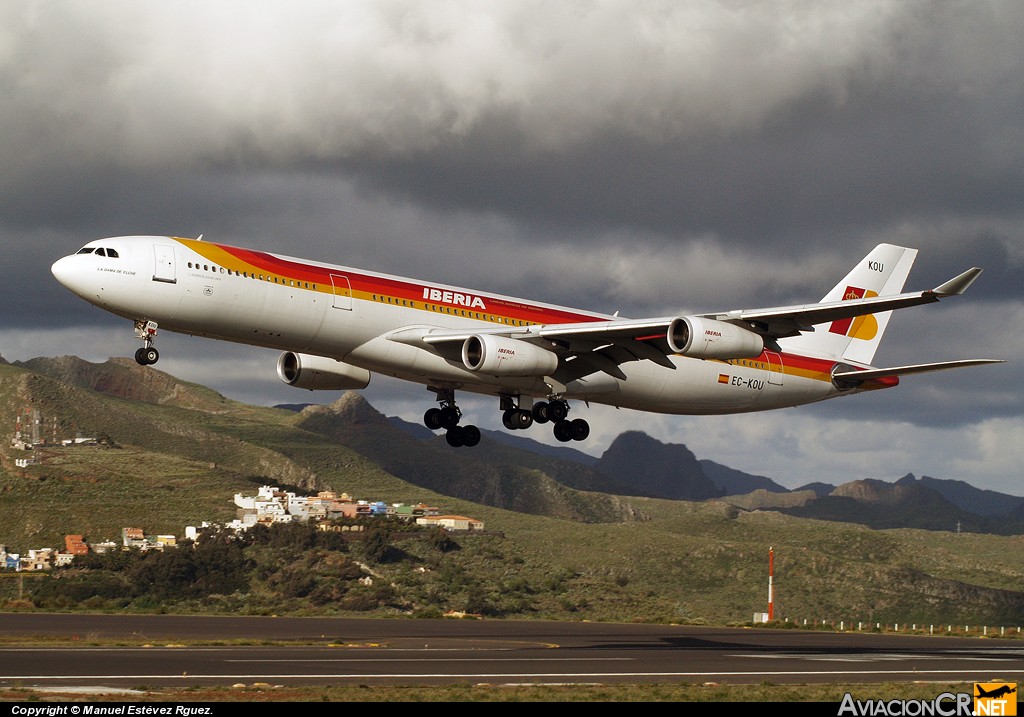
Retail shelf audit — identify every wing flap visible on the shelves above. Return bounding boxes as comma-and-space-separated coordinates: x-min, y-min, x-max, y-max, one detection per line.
538, 317, 676, 341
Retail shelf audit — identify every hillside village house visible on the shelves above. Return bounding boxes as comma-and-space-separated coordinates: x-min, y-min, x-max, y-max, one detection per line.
0, 549, 75, 570
2, 485, 481, 571
417, 516, 485, 531
64, 535, 88, 556
232, 485, 446, 524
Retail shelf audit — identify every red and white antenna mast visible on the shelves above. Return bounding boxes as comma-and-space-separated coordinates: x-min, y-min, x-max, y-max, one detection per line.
768, 546, 775, 621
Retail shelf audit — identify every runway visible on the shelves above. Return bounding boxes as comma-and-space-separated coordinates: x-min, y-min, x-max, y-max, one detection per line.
1, 614, 1022, 688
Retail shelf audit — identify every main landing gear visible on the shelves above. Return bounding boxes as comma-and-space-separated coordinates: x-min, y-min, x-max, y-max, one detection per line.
423, 388, 481, 448
133, 320, 160, 366
423, 390, 591, 449
519, 398, 590, 443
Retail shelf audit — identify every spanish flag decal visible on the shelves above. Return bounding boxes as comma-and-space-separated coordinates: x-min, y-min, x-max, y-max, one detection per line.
718, 374, 730, 384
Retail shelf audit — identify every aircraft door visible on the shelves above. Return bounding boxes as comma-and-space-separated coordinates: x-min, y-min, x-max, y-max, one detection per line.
153, 244, 176, 284
330, 274, 352, 310
765, 350, 784, 386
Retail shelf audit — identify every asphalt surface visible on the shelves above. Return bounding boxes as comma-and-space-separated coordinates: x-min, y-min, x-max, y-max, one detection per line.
1, 614, 1023, 689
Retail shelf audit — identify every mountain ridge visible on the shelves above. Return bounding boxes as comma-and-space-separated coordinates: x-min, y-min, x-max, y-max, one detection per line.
6, 356, 1023, 534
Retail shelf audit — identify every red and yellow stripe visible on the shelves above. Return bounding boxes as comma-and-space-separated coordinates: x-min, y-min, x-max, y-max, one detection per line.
174, 238, 605, 327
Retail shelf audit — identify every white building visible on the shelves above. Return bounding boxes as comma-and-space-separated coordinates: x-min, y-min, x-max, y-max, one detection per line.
416, 516, 485, 532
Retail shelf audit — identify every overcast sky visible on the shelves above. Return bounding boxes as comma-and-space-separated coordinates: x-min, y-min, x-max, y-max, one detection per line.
1, 2, 1020, 494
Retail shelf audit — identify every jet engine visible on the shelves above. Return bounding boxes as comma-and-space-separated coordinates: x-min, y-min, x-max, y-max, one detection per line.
462, 334, 559, 376
667, 316, 764, 359
277, 352, 371, 390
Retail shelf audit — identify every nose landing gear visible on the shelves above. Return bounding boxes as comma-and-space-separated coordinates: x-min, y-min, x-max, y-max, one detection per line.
133, 320, 160, 365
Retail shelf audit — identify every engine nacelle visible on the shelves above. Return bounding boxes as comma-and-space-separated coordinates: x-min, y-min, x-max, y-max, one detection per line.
277, 352, 371, 391
667, 316, 764, 359
461, 334, 559, 376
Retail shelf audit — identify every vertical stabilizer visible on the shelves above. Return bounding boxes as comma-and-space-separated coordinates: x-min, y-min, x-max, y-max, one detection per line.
782, 244, 918, 365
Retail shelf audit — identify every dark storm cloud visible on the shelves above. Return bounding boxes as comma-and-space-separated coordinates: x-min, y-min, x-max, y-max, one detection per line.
3, 1, 1018, 307
340, 80, 1024, 256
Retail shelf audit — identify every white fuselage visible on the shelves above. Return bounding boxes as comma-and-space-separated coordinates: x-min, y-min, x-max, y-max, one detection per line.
52, 235, 853, 415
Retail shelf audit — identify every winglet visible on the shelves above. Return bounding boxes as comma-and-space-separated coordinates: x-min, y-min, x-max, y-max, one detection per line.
933, 267, 982, 296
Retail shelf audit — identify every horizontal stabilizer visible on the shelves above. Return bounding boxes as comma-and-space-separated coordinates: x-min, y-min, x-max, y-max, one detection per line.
833, 359, 1005, 384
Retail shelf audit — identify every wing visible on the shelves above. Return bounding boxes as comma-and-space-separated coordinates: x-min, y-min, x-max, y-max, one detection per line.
702, 267, 983, 339
387, 266, 987, 383
539, 266, 986, 381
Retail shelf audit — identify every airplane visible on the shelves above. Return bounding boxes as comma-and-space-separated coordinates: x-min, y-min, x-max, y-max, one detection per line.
51, 236, 1003, 448
974, 684, 1015, 700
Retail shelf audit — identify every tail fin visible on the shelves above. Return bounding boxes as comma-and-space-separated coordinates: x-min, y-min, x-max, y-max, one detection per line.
783, 244, 918, 364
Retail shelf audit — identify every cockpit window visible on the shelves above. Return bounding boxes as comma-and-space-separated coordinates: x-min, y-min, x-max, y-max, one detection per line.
77, 246, 119, 257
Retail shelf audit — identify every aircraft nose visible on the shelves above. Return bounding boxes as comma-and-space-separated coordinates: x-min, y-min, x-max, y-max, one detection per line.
51, 255, 76, 287
51, 254, 92, 298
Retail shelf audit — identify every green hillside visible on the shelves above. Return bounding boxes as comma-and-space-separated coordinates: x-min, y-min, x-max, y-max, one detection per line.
2, 358, 1023, 626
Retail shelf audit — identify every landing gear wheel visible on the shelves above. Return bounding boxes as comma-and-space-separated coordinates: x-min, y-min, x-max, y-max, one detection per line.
531, 401, 551, 424
548, 400, 569, 422
461, 425, 481, 447
445, 425, 480, 448
504, 409, 533, 430
553, 417, 589, 442
569, 418, 590, 441
424, 408, 444, 430
439, 406, 461, 430
135, 347, 159, 366
513, 409, 533, 430
553, 420, 573, 443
